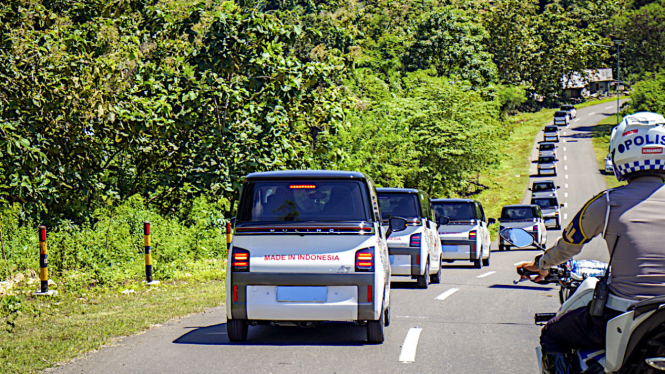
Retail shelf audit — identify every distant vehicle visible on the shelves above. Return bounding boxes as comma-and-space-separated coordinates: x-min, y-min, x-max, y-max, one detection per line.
538, 142, 557, 158
553, 111, 570, 126
604, 156, 614, 175
543, 126, 560, 142
529, 180, 560, 198
226, 170, 393, 343
537, 155, 557, 176
530, 196, 562, 230
498, 204, 547, 250
377, 188, 442, 288
560, 104, 577, 119
432, 199, 495, 268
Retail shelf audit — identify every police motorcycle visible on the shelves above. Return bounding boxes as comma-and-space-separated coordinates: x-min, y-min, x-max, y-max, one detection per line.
501, 228, 665, 373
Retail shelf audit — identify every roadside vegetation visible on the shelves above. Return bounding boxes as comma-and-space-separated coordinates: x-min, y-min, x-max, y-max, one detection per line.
0, 0, 663, 371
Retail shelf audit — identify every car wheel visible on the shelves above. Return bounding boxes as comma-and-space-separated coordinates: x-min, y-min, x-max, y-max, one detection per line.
473, 253, 482, 268
430, 263, 442, 284
416, 260, 430, 289
384, 306, 391, 327
227, 319, 248, 342
367, 305, 385, 344
482, 246, 490, 266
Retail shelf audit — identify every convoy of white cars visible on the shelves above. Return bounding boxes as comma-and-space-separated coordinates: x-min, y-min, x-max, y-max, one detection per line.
223, 104, 580, 344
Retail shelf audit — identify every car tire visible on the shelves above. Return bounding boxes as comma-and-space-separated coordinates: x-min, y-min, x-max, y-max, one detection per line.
384, 306, 391, 327
499, 244, 505, 251
473, 256, 482, 269
430, 263, 442, 284
416, 260, 430, 289
227, 319, 248, 342
482, 247, 490, 267
367, 306, 385, 344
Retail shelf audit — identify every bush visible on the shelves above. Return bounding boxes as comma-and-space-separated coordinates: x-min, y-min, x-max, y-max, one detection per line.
630, 74, 665, 115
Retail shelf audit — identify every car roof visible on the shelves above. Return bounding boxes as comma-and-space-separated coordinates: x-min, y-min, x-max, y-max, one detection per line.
376, 187, 421, 194
533, 180, 555, 184
431, 198, 476, 203
503, 204, 537, 208
246, 170, 368, 181
540, 142, 555, 146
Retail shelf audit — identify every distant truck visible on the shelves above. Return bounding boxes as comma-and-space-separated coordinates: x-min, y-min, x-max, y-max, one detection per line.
226, 170, 395, 343
432, 199, 495, 268
377, 188, 442, 288
498, 204, 547, 251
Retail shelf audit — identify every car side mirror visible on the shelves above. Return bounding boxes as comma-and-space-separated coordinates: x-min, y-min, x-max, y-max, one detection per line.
557, 186, 561, 189
488, 218, 496, 225
560, 204, 565, 208
527, 188, 532, 191
437, 216, 450, 226
387, 217, 408, 237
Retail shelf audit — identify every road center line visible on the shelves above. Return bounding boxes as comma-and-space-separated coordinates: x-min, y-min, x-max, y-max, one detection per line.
564, 147, 567, 151
605, 106, 614, 110
477, 271, 496, 278
564, 156, 567, 161
399, 328, 423, 363
435, 287, 459, 301
565, 192, 568, 197
564, 213, 568, 220
564, 165, 568, 170
565, 183, 568, 188
574, 118, 581, 122
565, 174, 569, 179
588, 112, 596, 116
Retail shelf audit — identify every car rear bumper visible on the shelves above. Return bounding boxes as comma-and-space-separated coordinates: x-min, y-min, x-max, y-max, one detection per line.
538, 166, 556, 174
388, 246, 421, 276
229, 272, 376, 321
440, 239, 479, 260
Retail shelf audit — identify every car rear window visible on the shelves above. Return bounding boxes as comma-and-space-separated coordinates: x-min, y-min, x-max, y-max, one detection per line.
555, 111, 568, 116
531, 198, 559, 208
544, 126, 558, 132
501, 207, 534, 220
237, 180, 369, 222
538, 156, 555, 163
533, 182, 555, 191
432, 202, 476, 221
539, 143, 555, 150
377, 193, 420, 220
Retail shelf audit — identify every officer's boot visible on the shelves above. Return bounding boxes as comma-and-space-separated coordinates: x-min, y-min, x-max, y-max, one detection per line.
542, 352, 575, 374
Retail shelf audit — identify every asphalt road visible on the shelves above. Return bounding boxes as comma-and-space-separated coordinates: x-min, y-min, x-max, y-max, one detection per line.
52, 101, 625, 374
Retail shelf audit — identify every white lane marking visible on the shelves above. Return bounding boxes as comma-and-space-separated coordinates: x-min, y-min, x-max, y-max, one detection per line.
564, 147, 567, 151
399, 328, 423, 363
477, 271, 496, 278
589, 112, 596, 116
563, 139, 566, 143
565, 192, 568, 198
574, 118, 580, 122
564, 156, 567, 161
563, 132, 567, 135
435, 287, 459, 301
565, 174, 569, 179
564, 165, 568, 170
605, 106, 614, 110
564, 213, 568, 220
565, 184, 569, 188
564, 203, 568, 207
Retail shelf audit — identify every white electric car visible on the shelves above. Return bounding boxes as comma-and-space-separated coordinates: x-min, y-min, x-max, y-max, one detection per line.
498, 204, 547, 251
431, 199, 495, 268
377, 188, 442, 288
226, 170, 396, 343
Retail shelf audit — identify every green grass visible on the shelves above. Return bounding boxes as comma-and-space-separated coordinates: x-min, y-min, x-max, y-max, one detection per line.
0, 263, 225, 374
467, 109, 558, 239
590, 114, 627, 189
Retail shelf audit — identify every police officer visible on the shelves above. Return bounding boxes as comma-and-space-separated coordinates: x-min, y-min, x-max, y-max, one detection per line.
518, 112, 665, 373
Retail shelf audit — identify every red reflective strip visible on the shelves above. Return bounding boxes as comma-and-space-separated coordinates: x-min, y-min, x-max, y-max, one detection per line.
144, 222, 150, 236
417, 255, 420, 265
368, 285, 372, 303
39, 227, 46, 242
233, 285, 238, 302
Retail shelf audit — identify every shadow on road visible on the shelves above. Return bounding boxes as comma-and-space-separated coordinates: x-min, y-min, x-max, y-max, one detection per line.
173, 322, 368, 346
489, 284, 555, 291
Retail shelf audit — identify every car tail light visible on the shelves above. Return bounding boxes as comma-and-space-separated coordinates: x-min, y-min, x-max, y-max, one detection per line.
355, 247, 374, 272
410, 233, 422, 247
469, 230, 477, 240
232, 248, 250, 272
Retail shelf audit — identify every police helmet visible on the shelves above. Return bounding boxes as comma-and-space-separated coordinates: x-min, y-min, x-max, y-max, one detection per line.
609, 112, 665, 181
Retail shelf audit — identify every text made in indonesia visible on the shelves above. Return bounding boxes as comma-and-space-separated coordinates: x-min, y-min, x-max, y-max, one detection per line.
263, 254, 340, 261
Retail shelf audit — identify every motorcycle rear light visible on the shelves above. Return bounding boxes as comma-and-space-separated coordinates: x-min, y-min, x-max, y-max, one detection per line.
355, 247, 374, 272
410, 233, 422, 247
232, 248, 250, 272
469, 230, 477, 240
368, 285, 372, 303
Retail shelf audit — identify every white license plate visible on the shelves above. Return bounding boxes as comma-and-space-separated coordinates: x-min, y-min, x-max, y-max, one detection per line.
276, 286, 327, 302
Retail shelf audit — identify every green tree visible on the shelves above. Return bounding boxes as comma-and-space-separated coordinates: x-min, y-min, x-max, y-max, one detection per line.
618, 0, 665, 78
629, 73, 665, 114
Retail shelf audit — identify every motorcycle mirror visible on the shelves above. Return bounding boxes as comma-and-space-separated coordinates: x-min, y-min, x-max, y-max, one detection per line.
388, 217, 408, 236
500, 228, 535, 248
488, 218, 496, 225
437, 216, 450, 226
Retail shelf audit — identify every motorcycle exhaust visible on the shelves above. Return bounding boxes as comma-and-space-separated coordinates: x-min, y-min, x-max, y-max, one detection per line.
646, 357, 665, 371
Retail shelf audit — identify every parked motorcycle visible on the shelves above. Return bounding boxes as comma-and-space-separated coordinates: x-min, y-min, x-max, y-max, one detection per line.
501, 227, 665, 373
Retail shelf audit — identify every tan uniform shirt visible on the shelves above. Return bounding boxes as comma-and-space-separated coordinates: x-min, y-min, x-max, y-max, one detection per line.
539, 176, 665, 300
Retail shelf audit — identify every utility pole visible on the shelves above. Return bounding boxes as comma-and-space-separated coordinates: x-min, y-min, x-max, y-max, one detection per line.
614, 40, 623, 126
